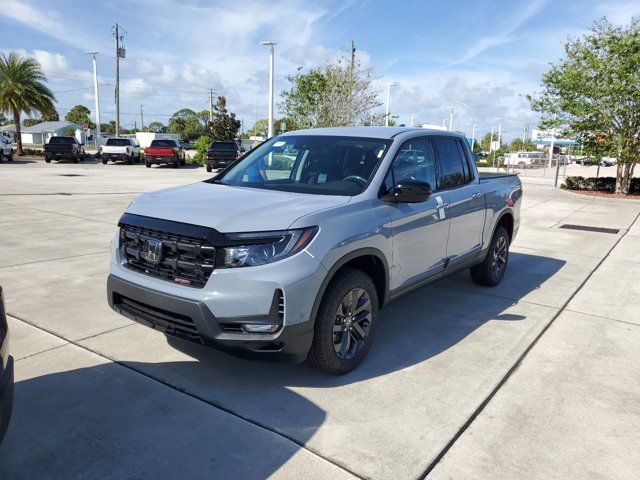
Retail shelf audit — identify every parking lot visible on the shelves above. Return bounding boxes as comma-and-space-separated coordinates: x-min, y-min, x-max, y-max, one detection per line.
1, 158, 639, 479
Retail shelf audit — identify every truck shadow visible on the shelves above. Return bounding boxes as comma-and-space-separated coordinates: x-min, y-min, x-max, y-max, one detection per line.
1, 252, 566, 479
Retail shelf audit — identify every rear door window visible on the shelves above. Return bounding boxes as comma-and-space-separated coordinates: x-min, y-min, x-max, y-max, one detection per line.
431, 137, 468, 189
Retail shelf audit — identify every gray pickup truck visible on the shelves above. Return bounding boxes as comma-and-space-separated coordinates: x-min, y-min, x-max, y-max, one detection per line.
107, 127, 522, 374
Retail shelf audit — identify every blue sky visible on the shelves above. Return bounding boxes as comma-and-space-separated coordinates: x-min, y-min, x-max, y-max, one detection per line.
1, 0, 639, 140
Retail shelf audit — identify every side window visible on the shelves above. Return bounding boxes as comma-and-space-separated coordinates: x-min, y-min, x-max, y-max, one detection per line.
431, 138, 468, 189
456, 140, 472, 183
388, 138, 437, 190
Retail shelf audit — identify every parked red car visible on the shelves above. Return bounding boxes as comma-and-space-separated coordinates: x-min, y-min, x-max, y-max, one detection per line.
144, 139, 186, 168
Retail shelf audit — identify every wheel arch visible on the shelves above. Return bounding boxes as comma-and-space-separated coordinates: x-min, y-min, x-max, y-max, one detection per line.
310, 248, 389, 324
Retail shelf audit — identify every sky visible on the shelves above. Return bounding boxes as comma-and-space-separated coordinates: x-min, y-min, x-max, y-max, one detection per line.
1, 0, 640, 141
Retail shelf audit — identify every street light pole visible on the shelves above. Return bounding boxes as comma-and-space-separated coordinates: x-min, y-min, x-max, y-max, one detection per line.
448, 106, 454, 131
385, 82, 396, 126
85, 51, 101, 148
260, 41, 276, 138
471, 124, 476, 151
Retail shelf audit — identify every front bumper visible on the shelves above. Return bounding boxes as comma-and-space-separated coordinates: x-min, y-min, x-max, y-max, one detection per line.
107, 275, 314, 362
0, 355, 14, 444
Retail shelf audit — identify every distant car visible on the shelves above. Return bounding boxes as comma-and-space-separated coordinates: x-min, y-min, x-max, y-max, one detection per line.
0, 136, 13, 162
44, 136, 85, 163
504, 151, 547, 167
100, 138, 141, 165
205, 141, 244, 172
144, 139, 186, 168
179, 140, 193, 150
0, 286, 14, 445
580, 156, 615, 167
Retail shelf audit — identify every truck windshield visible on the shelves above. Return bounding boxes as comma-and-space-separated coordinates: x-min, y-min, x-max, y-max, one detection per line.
49, 137, 74, 144
150, 140, 175, 148
106, 138, 130, 146
213, 135, 391, 196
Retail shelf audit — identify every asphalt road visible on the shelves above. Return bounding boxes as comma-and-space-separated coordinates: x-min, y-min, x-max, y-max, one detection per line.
1, 158, 639, 479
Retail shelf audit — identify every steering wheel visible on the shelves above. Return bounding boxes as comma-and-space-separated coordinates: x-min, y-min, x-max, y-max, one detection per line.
342, 175, 367, 188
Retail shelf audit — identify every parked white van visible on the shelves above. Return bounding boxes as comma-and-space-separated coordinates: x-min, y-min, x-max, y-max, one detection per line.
504, 152, 548, 167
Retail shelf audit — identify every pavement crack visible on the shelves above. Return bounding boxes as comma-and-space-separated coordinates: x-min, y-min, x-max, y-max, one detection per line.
419, 208, 640, 479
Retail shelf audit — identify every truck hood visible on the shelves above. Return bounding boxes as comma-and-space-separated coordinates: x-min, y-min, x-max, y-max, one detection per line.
126, 182, 350, 232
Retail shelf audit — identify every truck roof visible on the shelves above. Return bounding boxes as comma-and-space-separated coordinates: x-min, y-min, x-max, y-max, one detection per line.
280, 126, 464, 140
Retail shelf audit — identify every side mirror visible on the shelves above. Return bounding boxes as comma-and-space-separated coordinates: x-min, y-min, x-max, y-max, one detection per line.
382, 179, 431, 203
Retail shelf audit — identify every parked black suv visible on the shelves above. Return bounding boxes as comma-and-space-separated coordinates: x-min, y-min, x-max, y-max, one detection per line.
205, 141, 244, 172
0, 286, 14, 444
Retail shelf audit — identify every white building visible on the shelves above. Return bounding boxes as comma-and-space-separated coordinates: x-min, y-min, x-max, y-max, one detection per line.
135, 132, 181, 148
20, 121, 86, 145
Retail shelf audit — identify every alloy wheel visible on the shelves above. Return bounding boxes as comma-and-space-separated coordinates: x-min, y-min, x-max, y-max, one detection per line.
333, 288, 372, 360
492, 235, 508, 278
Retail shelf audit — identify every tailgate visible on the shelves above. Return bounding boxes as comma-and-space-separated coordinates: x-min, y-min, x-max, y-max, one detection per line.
145, 148, 173, 156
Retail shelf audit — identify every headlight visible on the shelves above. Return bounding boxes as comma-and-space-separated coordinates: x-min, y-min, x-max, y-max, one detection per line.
221, 227, 318, 268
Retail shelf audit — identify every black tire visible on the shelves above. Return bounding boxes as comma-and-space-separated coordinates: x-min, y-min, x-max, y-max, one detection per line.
173, 158, 179, 168
45, 157, 51, 163
7, 150, 12, 161
206, 165, 212, 173
0, 151, 3, 162
73, 152, 79, 163
145, 161, 151, 168
101, 158, 108, 165
470, 225, 510, 286
128, 154, 134, 165
307, 268, 379, 375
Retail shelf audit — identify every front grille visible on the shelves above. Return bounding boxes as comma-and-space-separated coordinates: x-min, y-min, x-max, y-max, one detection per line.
120, 224, 216, 288
114, 294, 201, 342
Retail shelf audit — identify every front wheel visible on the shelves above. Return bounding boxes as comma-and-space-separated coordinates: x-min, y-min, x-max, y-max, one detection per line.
7, 150, 13, 161
145, 161, 151, 168
101, 158, 108, 165
307, 268, 378, 374
128, 154, 134, 165
470, 225, 510, 286
206, 164, 212, 173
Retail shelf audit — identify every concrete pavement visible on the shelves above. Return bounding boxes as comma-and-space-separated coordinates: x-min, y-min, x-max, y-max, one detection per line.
0, 159, 638, 479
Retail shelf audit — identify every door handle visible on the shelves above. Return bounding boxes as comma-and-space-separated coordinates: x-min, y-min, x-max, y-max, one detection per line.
472, 192, 481, 199
435, 196, 448, 219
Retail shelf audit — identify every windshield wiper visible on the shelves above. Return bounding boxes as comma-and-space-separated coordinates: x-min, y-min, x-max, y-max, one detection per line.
211, 179, 229, 185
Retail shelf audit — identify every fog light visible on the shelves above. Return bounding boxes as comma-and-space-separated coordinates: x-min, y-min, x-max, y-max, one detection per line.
242, 324, 280, 333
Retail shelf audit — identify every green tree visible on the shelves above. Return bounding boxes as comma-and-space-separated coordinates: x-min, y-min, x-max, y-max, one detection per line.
23, 118, 40, 127
247, 117, 295, 137
0, 52, 56, 154
508, 138, 536, 152
100, 121, 116, 134
0, 112, 7, 125
145, 121, 166, 133
529, 19, 640, 194
64, 104, 94, 128
280, 56, 381, 128
168, 108, 204, 140
64, 127, 75, 137
204, 96, 241, 141
40, 105, 59, 121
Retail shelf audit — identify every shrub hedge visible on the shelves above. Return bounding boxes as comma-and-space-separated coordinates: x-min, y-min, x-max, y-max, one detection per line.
562, 176, 640, 194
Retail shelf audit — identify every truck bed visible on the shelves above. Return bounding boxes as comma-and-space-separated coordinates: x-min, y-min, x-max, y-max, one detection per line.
478, 172, 519, 181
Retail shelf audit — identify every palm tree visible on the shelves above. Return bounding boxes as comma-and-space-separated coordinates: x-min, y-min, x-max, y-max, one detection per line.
0, 53, 56, 154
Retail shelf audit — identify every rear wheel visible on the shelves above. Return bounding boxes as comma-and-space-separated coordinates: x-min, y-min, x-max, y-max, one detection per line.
45, 157, 51, 163
145, 161, 151, 168
7, 150, 13, 161
470, 226, 510, 286
307, 268, 378, 374
101, 158, 108, 165
128, 153, 134, 165
206, 164, 212, 172
73, 152, 79, 163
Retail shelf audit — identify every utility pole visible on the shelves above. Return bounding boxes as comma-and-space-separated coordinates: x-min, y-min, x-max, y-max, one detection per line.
140, 105, 144, 131
85, 52, 101, 148
497, 118, 502, 148
114, 23, 120, 137
522, 124, 527, 151
410, 114, 415, 127
209, 89, 214, 122
113, 23, 125, 137
448, 106, 454, 131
